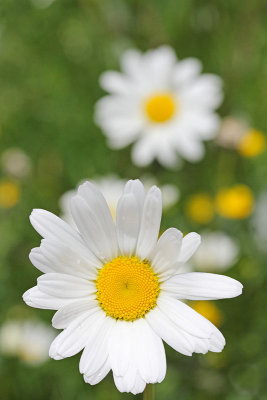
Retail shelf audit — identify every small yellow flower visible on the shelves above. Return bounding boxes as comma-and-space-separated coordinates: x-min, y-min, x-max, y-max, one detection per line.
191, 301, 222, 327
186, 193, 214, 224
0, 180, 20, 208
237, 129, 266, 157
215, 185, 253, 219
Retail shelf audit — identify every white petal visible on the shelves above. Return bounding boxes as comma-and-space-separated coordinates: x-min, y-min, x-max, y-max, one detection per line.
136, 186, 162, 260
30, 238, 100, 279
116, 179, 145, 256
52, 299, 99, 329
99, 71, 136, 95
132, 136, 157, 167
30, 209, 94, 261
172, 58, 202, 87
181, 74, 223, 109
161, 272, 243, 300
79, 316, 114, 377
37, 273, 95, 299
157, 296, 212, 338
84, 359, 110, 385
108, 320, 133, 377
111, 319, 166, 394
146, 307, 194, 356
49, 311, 99, 360
133, 318, 166, 384
178, 232, 201, 263
151, 228, 183, 280
22, 286, 73, 310
71, 194, 117, 262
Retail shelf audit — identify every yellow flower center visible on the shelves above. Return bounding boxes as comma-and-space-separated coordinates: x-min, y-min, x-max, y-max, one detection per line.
96, 256, 160, 321
145, 93, 177, 123
237, 129, 266, 157
215, 184, 254, 219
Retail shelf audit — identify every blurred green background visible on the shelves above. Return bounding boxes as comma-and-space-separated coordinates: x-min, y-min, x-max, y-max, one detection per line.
0, 0, 267, 399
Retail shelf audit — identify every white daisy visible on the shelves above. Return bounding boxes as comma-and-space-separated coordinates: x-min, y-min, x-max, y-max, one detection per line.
0, 320, 56, 365
95, 46, 223, 168
23, 180, 242, 394
191, 231, 239, 272
59, 174, 179, 227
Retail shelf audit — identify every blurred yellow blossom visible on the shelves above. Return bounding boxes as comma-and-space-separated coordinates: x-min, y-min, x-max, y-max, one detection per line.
237, 129, 266, 157
191, 301, 222, 327
215, 184, 254, 219
0, 180, 20, 208
186, 193, 214, 224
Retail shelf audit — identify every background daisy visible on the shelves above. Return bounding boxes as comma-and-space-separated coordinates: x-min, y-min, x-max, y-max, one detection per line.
95, 45, 223, 168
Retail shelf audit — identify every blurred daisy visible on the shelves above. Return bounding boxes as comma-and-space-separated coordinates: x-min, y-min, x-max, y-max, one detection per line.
216, 117, 265, 157
23, 180, 242, 394
0, 320, 56, 365
191, 231, 239, 272
95, 46, 223, 168
1, 148, 32, 178
216, 184, 254, 219
59, 175, 179, 227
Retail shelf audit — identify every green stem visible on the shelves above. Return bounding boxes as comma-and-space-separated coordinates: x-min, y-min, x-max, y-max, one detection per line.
143, 384, 155, 400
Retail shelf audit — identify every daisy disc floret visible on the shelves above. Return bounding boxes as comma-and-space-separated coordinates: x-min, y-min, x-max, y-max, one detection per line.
95, 46, 223, 168
23, 180, 242, 395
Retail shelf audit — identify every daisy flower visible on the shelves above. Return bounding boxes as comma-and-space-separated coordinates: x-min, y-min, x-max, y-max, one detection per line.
95, 46, 223, 167
23, 180, 242, 394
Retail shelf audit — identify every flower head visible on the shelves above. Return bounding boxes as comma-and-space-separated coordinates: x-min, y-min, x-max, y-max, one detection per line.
216, 184, 254, 219
95, 46, 223, 168
23, 180, 242, 394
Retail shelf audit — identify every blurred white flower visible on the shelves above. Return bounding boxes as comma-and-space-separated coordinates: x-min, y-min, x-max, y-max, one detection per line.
59, 175, 179, 227
191, 231, 239, 272
23, 179, 242, 394
1, 148, 31, 178
252, 192, 267, 252
95, 45, 223, 168
0, 320, 56, 365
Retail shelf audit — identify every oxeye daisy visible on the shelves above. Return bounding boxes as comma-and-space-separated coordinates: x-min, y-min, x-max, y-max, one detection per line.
23, 180, 242, 394
95, 46, 223, 168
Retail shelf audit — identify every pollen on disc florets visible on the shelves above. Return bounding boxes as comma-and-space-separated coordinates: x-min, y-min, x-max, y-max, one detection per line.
96, 256, 160, 321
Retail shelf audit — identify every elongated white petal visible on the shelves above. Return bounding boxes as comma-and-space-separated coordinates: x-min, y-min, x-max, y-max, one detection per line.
23, 286, 73, 310
108, 320, 133, 377
37, 273, 95, 298
31, 238, 100, 279
146, 305, 225, 356
71, 194, 118, 262
79, 315, 114, 376
178, 232, 201, 263
151, 228, 183, 280
157, 296, 212, 338
123, 179, 145, 213
29, 209, 92, 260
49, 311, 98, 360
136, 186, 162, 260
116, 193, 140, 256
77, 181, 118, 256
100, 71, 136, 95
133, 318, 166, 384
172, 58, 202, 87
52, 299, 99, 329
161, 272, 243, 300
84, 359, 111, 385
146, 307, 194, 356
